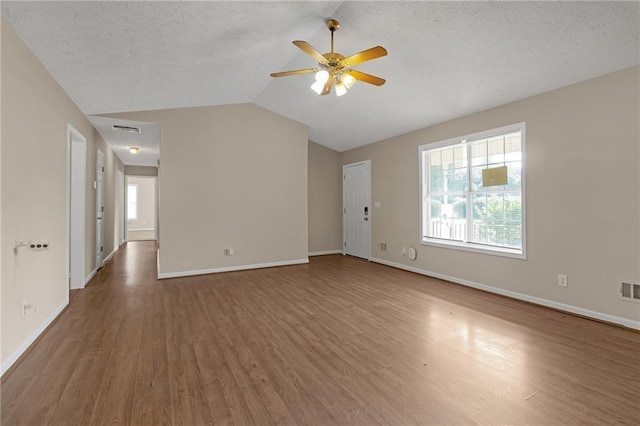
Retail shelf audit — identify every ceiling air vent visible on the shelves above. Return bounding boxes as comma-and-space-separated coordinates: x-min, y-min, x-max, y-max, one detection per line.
620, 282, 640, 303
112, 124, 141, 134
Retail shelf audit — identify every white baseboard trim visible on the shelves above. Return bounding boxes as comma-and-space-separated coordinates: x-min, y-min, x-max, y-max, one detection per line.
83, 268, 98, 287
1, 299, 68, 377
158, 258, 310, 279
371, 257, 640, 330
102, 247, 117, 265
309, 250, 343, 256
128, 228, 154, 232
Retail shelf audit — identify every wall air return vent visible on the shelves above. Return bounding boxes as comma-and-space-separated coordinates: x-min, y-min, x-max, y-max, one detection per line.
112, 124, 141, 133
620, 282, 640, 303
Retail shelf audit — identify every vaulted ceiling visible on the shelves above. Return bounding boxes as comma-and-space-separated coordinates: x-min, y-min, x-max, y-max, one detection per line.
2, 1, 638, 158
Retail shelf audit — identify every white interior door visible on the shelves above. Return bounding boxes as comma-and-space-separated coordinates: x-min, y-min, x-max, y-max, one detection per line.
68, 126, 86, 289
96, 149, 104, 267
343, 160, 371, 260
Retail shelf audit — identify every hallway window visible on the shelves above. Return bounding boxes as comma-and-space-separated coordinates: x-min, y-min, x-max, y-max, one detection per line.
127, 184, 138, 220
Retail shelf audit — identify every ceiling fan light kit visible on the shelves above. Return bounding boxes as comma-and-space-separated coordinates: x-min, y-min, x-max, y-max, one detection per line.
271, 19, 387, 97
342, 73, 356, 89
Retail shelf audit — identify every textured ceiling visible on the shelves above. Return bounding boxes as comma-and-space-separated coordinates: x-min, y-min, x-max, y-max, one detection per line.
2, 1, 639, 157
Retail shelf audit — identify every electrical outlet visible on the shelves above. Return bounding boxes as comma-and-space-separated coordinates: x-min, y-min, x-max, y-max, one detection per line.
558, 274, 568, 287
380, 242, 387, 252
225, 248, 234, 256
29, 241, 49, 251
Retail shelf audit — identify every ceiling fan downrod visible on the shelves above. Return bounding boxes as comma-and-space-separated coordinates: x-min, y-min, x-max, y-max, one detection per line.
326, 19, 339, 54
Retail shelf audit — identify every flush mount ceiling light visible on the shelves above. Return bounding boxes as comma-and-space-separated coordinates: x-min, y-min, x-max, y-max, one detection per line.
129, 146, 141, 154
270, 19, 387, 97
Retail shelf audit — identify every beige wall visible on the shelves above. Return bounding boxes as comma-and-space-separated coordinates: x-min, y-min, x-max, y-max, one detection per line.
128, 229, 155, 241
341, 66, 640, 323
125, 165, 158, 176
105, 103, 308, 276
308, 141, 342, 253
1, 19, 122, 371
127, 176, 155, 231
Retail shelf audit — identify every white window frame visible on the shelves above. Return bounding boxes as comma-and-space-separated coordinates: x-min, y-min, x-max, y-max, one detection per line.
127, 183, 138, 221
419, 122, 526, 259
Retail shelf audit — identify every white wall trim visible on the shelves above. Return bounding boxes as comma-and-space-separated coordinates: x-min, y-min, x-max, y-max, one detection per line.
95, 149, 105, 268
371, 257, 640, 330
83, 268, 98, 287
102, 247, 117, 265
128, 227, 155, 232
309, 250, 343, 256
158, 258, 310, 279
1, 299, 68, 377
67, 123, 87, 291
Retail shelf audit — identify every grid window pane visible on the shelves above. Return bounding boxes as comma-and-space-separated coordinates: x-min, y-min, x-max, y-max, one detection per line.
421, 124, 524, 255
426, 194, 466, 241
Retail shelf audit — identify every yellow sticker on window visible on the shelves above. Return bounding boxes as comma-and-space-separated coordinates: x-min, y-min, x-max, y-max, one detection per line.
482, 166, 508, 187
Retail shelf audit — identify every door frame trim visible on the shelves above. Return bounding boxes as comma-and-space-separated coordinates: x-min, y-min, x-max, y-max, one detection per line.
95, 149, 105, 268
117, 169, 125, 246
342, 159, 371, 261
67, 124, 87, 292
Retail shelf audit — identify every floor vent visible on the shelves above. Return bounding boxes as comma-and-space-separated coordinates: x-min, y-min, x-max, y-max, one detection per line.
620, 282, 640, 302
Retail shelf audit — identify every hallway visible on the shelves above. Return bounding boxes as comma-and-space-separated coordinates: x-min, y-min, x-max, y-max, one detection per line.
2, 241, 639, 424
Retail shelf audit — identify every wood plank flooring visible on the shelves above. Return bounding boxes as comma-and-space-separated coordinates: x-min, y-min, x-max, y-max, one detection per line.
2, 241, 639, 425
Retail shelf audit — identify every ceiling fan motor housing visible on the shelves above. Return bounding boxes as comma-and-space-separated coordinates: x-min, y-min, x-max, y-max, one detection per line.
326, 19, 340, 32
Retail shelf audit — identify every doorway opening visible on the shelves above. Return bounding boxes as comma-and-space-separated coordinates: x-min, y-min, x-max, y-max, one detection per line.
125, 175, 157, 241
67, 124, 86, 291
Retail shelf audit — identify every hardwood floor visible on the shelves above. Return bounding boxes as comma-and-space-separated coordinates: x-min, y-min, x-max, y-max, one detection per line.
2, 241, 639, 425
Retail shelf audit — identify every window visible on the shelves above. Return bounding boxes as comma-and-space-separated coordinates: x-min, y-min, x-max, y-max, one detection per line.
419, 123, 525, 258
127, 184, 138, 220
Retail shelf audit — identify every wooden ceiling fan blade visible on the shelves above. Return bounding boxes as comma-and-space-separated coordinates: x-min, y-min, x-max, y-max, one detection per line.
344, 69, 386, 86
321, 76, 335, 96
292, 41, 329, 65
270, 68, 317, 78
340, 46, 387, 67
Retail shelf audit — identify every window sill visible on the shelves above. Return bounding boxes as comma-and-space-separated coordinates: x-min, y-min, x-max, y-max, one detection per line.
421, 238, 526, 260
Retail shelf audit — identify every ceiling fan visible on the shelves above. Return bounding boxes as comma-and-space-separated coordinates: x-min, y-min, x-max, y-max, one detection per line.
270, 19, 387, 97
